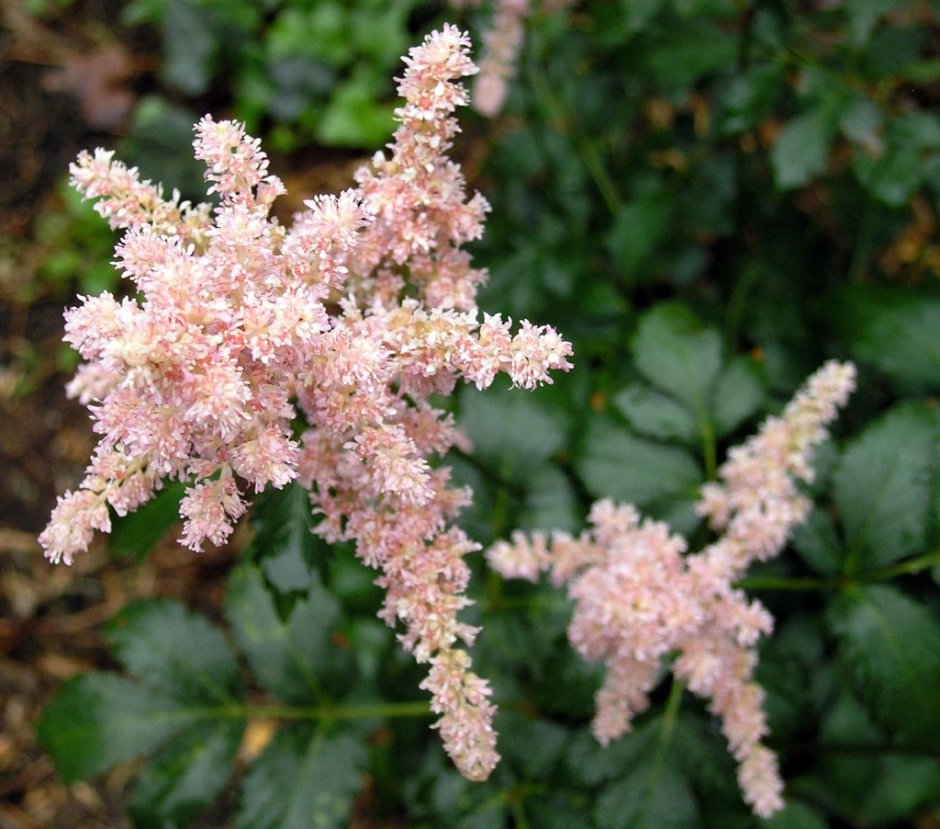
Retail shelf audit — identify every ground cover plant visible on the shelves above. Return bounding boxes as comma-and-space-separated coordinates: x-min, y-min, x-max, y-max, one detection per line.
5, 0, 940, 827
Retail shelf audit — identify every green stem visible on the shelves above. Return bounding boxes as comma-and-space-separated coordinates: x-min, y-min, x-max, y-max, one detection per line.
526, 53, 621, 215
737, 574, 839, 591
656, 679, 684, 757
700, 418, 718, 480
180, 700, 433, 722
738, 549, 940, 592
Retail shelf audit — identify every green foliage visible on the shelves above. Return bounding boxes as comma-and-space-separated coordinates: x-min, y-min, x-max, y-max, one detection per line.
40, 553, 373, 827
38, 0, 940, 826
121, 0, 424, 157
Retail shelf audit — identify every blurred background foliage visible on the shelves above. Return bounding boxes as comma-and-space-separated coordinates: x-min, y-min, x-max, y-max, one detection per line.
6, 0, 940, 827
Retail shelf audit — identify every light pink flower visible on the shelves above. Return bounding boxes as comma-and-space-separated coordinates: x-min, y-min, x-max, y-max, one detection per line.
486, 361, 855, 816
42, 25, 572, 783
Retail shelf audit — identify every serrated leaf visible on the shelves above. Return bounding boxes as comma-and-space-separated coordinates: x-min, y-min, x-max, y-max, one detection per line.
250, 482, 321, 594
832, 403, 939, 570
225, 563, 352, 703
709, 357, 764, 437
38, 674, 185, 783
110, 481, 184, 558
459, 383, 568, 482
791, 508, 843, 576
130, 720, 243, 829
612, 384, 698, 443
518, 465, 580, 533
594, 756, 698, 829
829, 585, 940, 741
237, 728, 366, 829
841, 287, 940, 387
577, 416, 702, 506
108, 599, 243, 703
631, 303, 722, 416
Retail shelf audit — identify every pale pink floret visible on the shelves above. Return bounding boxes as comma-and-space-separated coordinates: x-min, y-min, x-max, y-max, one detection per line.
42, 26, 573, 783
486, 362, 855, 817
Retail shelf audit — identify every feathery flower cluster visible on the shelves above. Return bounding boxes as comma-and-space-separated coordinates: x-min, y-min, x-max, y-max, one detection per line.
40, 26, 572, 782
487, 361, 855, 816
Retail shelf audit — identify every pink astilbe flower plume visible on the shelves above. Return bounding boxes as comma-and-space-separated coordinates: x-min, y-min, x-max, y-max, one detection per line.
450, 0, 574, 116
41, 25, 572, 783
487, 361, 855, 816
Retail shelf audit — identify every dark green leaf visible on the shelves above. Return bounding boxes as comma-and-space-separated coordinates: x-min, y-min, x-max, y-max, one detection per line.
845, 0, 898, 46
250, 482, 321, 594
237, 728, 366, 829
853, 113, 940, 205
161, 0, 215, 95
841, 287, 940, 387
791, 508, 843, 576
38, 674, 184, 783
108, 599, 243, 703
644, 20, 736, 90
709, 357, 764, 437
518, 465, 580, 533
612, 384, 698, 443
563, 724, 658, 789
631, 303, 722, 416
577, 415, 702, 506
852, 754, 940, 824
771, 108, 834, 189
829, 585, 940, 741
526, 793, 593, 829
225, 563, 352, 703
720, 64, 787, 134
459, 383, 568, 481
500, 714, 570, 779
130, 720, 243, 829
595, 756, 698, 829
763, 801, 827, 829
110, 482, 184, 558
607, 192, 671, 277
832, 403, 939, 570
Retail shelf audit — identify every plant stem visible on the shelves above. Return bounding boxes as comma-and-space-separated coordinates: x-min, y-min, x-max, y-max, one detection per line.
738, 548, 940, 592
